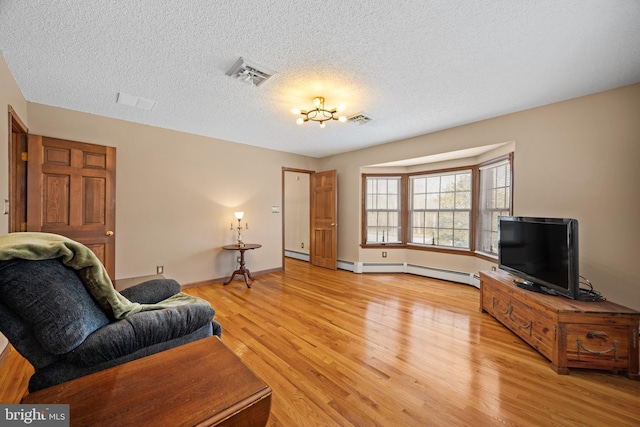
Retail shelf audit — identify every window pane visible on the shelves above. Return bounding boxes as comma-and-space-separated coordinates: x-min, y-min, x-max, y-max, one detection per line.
439, 212, 453, 228
496, 166, 506, 187
440, 175, 455, 191
365, 176, 402, 244
426, 193, 439, 209
409, 170, 472, 248
425, 212, 437, 228
454, 229, 469, 248
496, 188, 506, 209
454, 211, 469, 229
367, 212, 378, 226
413, 193, 425, 210
413, 178, 425, 193
456, 174, 471, 191
388, 179, 398, 193
438, 229, 453, 247
477, 160, 512, 255
426, 177, 440, 193
456, 191, 471, 209
388, 194, 398, 210
379, 195, 389, 209
440, 192, 455, 209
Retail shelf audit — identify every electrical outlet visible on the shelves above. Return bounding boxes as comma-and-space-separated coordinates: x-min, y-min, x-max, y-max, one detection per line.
491, 266, 497, 271
301, 242, 304, 249
382, 251, 387, 258
157, 265, 164, 274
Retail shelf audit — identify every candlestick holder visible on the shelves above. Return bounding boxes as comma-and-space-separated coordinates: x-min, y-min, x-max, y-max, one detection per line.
230, 211, 248, 247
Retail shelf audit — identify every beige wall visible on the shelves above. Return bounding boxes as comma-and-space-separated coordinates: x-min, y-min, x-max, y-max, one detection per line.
284, 171, 310, 255
320, 84, 640, 309
2, 50, 639, 314
0, 55, 29, 352
0, 54, 28, 235
25, 103, 320, 284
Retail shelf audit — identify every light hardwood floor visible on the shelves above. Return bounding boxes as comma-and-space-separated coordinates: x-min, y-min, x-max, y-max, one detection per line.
1, 258, 639, 426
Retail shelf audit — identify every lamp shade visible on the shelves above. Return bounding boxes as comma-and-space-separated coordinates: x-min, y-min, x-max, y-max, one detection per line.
234, 211, 244, 220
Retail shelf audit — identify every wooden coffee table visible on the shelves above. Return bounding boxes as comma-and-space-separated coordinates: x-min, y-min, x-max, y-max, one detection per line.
22, 337, 272, 427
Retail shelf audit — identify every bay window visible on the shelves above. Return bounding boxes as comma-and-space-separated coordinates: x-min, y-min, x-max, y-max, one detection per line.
362, 154, 512, 257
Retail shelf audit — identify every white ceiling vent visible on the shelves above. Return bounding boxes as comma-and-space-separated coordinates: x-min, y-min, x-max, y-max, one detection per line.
347, 112, 374, 125
116, 92, 157, 111
225, 57, 275, 87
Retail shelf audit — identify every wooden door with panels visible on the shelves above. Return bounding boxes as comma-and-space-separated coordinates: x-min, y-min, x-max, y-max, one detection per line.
26, 135, 117, 279
310, 169, 337, 270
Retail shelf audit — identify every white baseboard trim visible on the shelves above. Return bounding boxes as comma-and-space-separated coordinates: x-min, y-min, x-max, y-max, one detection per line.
284, 250, 310, 262
285, 255, 480, 289
341, 260, 480, 288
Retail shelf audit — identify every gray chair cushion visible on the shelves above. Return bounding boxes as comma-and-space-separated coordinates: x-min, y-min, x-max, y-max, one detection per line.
0, 255, 221, 393
64, 303, 215, 366
120, 278, 181, 304
0, 258, 110, 354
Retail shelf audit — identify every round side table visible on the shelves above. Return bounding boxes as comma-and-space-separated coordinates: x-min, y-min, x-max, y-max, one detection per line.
222, 243, 261, 288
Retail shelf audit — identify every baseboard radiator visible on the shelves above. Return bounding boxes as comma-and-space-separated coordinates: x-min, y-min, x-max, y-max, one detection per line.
284, 250, 310, 262
285, 254, 480, 289
346, 261, 480, 288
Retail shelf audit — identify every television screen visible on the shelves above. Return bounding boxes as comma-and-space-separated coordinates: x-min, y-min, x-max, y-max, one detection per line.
498, 217, 579, 299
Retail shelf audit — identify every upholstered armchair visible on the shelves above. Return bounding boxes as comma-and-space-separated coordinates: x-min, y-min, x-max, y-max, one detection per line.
0, 257, 222, 392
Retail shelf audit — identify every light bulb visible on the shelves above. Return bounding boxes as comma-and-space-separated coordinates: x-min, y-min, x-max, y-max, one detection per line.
291, 108, 301, 115
313, 97, 322, 108
337, 105, 345, 112
338, 115, 347, 122
319, 122, 326, 129
296, 117, 305, 125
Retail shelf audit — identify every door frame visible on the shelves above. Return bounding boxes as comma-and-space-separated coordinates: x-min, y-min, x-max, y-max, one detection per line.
281, 167, 314, 270
8, 105, 28, 233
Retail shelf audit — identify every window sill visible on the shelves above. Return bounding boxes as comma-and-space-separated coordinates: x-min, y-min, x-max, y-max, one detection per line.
361, 243, 476, 256
361, 243, 405, 249
474, 251, 499, 262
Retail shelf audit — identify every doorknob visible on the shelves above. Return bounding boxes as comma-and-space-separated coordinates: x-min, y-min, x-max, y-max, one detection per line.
106, 230, 114, 236
331, 223, 336, 226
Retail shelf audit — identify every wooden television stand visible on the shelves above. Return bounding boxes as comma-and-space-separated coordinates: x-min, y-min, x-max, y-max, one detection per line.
480, 270, 639, 379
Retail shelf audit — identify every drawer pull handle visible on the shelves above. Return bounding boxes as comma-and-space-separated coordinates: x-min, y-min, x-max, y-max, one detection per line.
577, 339, 618, 360
586, 331, 609, 340
494, 298, 512, 315
492, 299, 532, 336
509, 311, 532, 336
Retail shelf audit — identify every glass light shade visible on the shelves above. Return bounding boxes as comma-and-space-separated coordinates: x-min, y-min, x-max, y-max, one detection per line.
338, 115, 347, 122
296, 117, 305, 125
319, 122, 326, 128
313, 97, 322, 108
337, 105, 345, 112
234, 211, 244, 220
291, 108, 301, 115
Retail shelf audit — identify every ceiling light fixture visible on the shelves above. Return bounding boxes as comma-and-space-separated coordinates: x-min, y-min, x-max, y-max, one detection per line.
293, 97, 347, 128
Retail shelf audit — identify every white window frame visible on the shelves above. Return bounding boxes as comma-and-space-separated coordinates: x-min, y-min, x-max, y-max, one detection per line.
364, 176, 402, 244
409, 169, 473, 249
477, 158, 512, 256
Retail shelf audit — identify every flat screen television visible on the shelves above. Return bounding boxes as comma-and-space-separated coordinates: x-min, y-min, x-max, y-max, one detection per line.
498, 216, 580, 299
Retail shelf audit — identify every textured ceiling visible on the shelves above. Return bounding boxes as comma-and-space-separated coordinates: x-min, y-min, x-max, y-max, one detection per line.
1, 1, 639, 158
